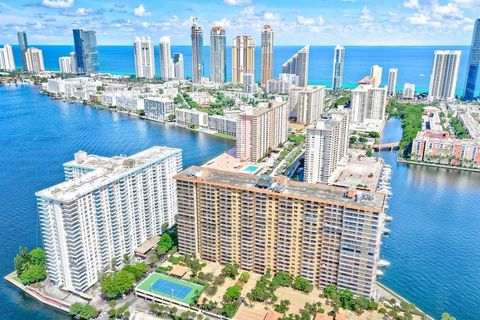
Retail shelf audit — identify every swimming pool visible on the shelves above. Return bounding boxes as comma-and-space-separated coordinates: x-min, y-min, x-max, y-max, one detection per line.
243, 165, 259, 173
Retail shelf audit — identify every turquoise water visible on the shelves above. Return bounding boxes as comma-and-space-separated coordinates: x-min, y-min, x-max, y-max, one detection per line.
9, 45, 477, 95
243, 165, 260, 173
1, 86, 480, 319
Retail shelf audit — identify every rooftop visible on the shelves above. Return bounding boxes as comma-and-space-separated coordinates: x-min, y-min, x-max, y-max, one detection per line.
36, 146, 181, 202
174, 166, 386, 211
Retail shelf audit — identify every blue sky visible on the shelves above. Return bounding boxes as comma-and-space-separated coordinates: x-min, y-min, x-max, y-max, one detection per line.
0, 0, 479, 45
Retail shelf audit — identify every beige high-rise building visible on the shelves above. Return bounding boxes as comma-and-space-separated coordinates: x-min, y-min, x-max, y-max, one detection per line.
290, 85, 326, 125
261, 25, 274, 88
282, 45, 309, 87
232, 35, 255, 84
25, 47, 45, 73
175, 166, 387, 297
351, 85, 387, 124
428, 50, 461, 101
236, 101, 288, 162
304, 111, 350, 184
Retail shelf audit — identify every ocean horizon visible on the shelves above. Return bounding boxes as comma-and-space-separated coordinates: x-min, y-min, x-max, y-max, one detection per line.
8, 44, 476, 95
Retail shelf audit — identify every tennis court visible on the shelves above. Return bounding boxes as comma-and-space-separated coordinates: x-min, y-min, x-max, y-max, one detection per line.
136, 272, 205, 305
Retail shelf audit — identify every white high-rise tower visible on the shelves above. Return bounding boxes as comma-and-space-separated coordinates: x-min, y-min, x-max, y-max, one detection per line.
387, 68, 398, 96
428, 50, 461, 101
0, 44, 15, 71
332, 45, 345, 91
133, 36, 155, 79
159, 36, 174, 81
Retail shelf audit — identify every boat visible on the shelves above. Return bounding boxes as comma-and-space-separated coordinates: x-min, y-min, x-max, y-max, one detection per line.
378, 259, 391, 268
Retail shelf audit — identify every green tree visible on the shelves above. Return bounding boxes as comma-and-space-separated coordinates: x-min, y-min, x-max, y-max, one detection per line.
224, 284, 242, 302
442, 313, 456, 320
100, 270, 136, 299
274, 300, 291, 314
29, 248, 46, 266
122, 262, 149, 280
292, 276, 313, 293
69, 303, 99, 320
20, 264, 46, 285
222, 263, 240, 279
156, 232, 174, 256
220, 301, 240, 318
272, 272, 293, 287
14, 246, 31, 276
239, 272, 250, 283
349, 136, 358, 144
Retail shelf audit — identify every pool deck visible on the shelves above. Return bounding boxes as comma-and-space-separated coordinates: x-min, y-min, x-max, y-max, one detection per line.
136, 273, 204, 305
202, 152, 263, 175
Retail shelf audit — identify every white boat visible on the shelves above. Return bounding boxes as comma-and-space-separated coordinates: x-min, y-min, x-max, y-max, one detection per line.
378, 259, 391, 268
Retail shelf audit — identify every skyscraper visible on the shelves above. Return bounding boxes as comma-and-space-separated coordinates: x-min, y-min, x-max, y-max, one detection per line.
464, 19, 480, 100
428, 50, 461, 101
282, 45, 309, 87
304, 110, 350, 184
232, 35, 255, 85
261, 25, 274, 88
173, 53, 184, 80
133, 36, 155, 79
387, 68, 398, 96
332, 45, 345, 91
191, 18, 204, 83
236, 101, 288, 162
370, 65, 383, 88
403, 83, 416, 99
210, 26, 227, 83
290, 86, 326, 125
17, 31, 28, 71
69, 52, 77, 74
159, 36, 174, 81
73, 29, 99, 75
0, 45, 15, 71
58, 56, 72, 73
351, 85, 387, 124
25, 48, 45, 73
36, 147, 182, 293
175, 165, 387, 298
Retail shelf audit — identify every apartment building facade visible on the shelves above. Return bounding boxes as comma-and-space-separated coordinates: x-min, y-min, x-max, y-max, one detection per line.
36, 147, 182, 293
175, 167, 387, 297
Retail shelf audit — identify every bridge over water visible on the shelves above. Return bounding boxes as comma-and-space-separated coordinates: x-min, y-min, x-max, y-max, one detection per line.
372, 142, 400, 151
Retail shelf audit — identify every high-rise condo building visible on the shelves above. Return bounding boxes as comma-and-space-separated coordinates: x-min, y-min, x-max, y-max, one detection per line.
428, 50, 461, 101
261, 25, 274, 88
191, 18, 204, 83
332, 45, 345, 91
282, 45, 309, 87
25, 48, 45, 73
133, 36, 155, 79
36, 147, 182, 293
465, 19, 480, 100
232, 35, 255, 85
17, 31, 28, 71
403, 83, 416, 99
73, 29, 99, 75
69, 52, 77, 74
236, 101, 288, 162
304, 111, 350, 184
351, 85, 387, 124
159, 36, 174, 81
173, 53, 185, 80
267, 73, 300, 94
290, 85, 326, 125
243, 73, 258, 93
370, 65, 383, 88
387, 68, 398, 96
175, 166, 387, 297
0, 45, 15, 71
210, 26, 227, 83
59, 56, 72, 73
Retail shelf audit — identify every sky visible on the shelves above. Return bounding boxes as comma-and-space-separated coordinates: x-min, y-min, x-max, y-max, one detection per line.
0, 0, 479, 46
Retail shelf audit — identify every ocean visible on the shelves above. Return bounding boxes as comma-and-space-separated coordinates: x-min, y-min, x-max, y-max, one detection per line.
9, 45, 475, 95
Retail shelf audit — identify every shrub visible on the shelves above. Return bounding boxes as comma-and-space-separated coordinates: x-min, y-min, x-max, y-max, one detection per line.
168, 256, 181, 265
224, 284, 242, 302
272, 272, 293, 288
292, 276, 313, 293
239, 272, 250, 283
205, 286, 218, 296
214, 274, 226, 286
69, 303, 99, 320
222, 263, 240, 279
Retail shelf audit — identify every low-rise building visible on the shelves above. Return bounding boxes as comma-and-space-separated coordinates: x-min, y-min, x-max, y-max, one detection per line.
116, 95, 144, 112
144, 97, 175, 122
175, 108, 209, 128
208, 115, 237, 136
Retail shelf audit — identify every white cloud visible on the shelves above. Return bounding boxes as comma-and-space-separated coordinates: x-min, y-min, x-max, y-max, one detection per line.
404, 0, 420, 9
224, 0, 251, 5
240, 6, 255, 16
41, 0, 74, 8
264, 12, 280, 21
75, 8, 91, 16
213, 18, 231, 28
360, 6, 374, 24
134, 4, 151, 17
